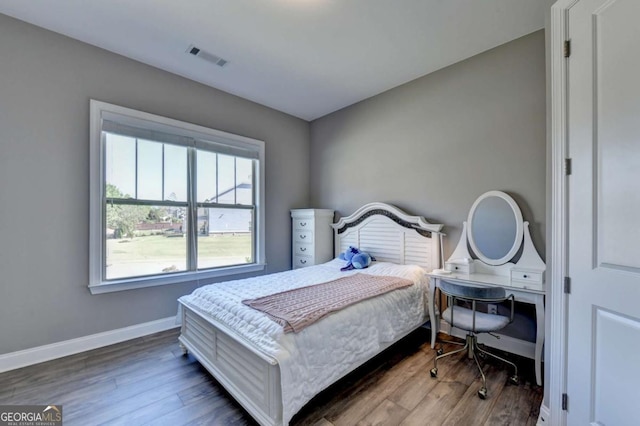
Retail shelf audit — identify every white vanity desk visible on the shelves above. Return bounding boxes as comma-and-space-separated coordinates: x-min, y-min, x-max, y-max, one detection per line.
429, 191, 546, 386
427, 269, 545, 386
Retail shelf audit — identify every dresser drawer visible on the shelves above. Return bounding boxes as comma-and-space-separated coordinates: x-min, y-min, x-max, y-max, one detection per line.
293, 230, 313, 243
293, 255, 312, 269
294, 243, 314, 256
294, 219, 313, 230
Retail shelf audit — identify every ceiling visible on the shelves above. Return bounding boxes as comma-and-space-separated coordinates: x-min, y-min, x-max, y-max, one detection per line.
0, 0, 544, 121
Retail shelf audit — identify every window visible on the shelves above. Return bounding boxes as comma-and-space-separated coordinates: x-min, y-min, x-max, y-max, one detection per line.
89, 100, 265, 293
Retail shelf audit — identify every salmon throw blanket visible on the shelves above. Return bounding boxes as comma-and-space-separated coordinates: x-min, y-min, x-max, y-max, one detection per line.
242, 273, 414, 333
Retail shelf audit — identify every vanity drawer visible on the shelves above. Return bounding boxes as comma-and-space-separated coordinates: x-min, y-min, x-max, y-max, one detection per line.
510, 268, 544, 290
293, 230, 313, 243
445, 262, 475, 274
293, 255, 312, 269
294, 243, 314, 256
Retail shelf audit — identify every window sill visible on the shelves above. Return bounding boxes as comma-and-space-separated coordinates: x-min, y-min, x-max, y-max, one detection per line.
88, 263, 266, 294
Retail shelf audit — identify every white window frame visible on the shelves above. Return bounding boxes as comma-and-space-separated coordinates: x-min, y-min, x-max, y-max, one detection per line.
89, 100, 265, 294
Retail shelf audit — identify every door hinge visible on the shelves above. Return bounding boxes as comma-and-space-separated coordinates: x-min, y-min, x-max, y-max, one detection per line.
565, 158, 572, 176
562, 393, 568, 410
564, 40, 571, 58
564, 277, 571, 294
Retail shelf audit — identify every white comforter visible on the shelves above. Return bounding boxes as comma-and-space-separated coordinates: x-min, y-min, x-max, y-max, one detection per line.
178, 258, 429, 424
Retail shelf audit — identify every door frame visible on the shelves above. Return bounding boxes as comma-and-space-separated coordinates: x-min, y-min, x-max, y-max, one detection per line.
549, 1, 580, 425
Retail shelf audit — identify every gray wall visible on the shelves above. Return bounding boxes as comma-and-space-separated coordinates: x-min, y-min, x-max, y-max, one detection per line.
310, 31, 546, 261
0, 14, 310, 354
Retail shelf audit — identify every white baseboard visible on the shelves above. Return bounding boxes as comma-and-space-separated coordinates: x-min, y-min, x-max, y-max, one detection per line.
537, 403, 550, 425
439, 320, 536, 360
0, 316, 179, 373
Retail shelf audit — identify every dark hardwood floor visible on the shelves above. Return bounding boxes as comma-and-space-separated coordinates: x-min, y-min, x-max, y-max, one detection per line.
0, 328, 542, 425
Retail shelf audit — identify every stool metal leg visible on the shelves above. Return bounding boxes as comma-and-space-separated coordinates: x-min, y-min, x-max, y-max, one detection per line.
436, 338, 465, 356
472, 350, 488, 399
475, 342, 520, 385
431, 333, 521, 399
430, 339, 469, 378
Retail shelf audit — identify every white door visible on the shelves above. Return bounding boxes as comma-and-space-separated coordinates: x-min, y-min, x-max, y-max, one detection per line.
566, 0, 640, 425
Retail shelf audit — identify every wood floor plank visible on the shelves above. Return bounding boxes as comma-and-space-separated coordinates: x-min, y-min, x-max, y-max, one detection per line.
292, 337, 426, 425
356, 398, 410, 426
388, 343, 469, 410
312, 418, 335, 426
7, 364, 115, 403
399, 380, 469, 426
326, 348, 430, 426
18, 377, 117, 407
441, 364, 508, 426
64, 362, 208, 422
187, 402, 254, 426
0, 328, 542, 426
84, 349, 178, 387
484, 381, 543, 426
147, 391, 253, 426
1, 355, 87, 389
100, 394, 185, 426
177, 376, 222, 406
0, 330, 185, 416
441, 354, 484, 387
0, 386, 14, 401
112, 353, 194, 387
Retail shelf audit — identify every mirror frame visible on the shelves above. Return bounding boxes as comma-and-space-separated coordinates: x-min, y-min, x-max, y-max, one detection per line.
467, 190, 524, 266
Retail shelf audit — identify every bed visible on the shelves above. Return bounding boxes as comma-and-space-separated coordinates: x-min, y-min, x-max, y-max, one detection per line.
177, 202, 443, 426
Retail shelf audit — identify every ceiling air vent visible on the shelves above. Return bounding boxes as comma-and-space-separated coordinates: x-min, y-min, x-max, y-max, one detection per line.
186, 44, 228, 67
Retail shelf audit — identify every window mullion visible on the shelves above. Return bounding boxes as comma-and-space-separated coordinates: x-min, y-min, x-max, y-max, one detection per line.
187, 145, 198, 271
101, 131, 108, 283
215, 153, 219, 203
105, 198, 187, 207
252, 160, 257, 262
134, 138, 139, 199
196, 202, 254, 210
161, 144, 165, 201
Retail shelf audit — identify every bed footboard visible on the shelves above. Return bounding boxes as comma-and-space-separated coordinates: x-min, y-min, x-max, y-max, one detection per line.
179, 305, 283, 426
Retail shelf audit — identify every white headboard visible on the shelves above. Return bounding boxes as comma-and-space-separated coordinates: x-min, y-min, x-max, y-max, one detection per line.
332, 202, 444, 272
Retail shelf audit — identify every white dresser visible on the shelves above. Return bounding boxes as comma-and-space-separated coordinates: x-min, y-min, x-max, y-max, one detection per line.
290, 209, 334, 269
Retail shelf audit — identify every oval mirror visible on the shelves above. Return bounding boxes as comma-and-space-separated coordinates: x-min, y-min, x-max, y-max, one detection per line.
467, 191, 523, 266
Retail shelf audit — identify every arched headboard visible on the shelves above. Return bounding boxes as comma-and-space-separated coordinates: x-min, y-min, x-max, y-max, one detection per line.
332, 202, 444, 271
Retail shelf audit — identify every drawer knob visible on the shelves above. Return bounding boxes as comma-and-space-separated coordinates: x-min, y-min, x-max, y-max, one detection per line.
300, 234, 306, 239
523, 274, 528, 278
300, 259, 307, 264
300, 222, 307, 227
300, 247, 307, 252
455, 266, 459, 270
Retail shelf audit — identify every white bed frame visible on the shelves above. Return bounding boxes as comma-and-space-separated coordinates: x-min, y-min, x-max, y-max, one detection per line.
178, 202, 443, 426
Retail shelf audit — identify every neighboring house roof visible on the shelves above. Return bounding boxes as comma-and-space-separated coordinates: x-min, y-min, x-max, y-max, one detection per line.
205, 181, 252, 205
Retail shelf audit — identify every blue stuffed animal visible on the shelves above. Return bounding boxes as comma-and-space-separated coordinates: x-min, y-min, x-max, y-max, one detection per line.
339, 246, 360, 262
339, 246, 375, 271
351, 252, 372, 269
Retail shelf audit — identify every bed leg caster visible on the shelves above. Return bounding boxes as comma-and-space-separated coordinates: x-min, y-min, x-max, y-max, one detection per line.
179, 343, 188, 356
